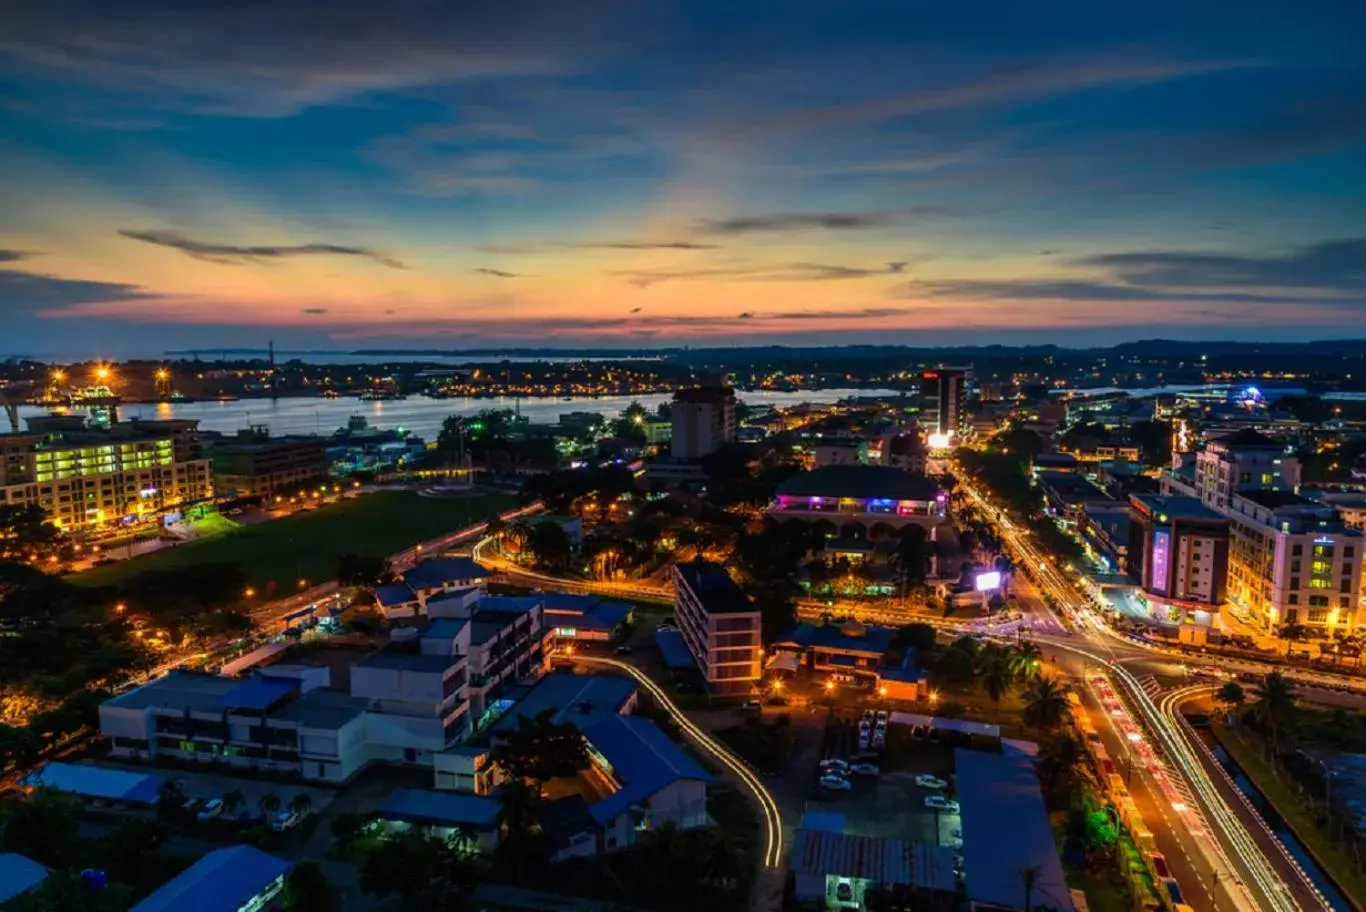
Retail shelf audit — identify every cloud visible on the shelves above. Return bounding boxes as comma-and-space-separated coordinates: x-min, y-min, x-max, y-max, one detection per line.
300, 307, 328, 314
897, 279, 1308, 305
617, 260, 911, 287
720, 58, 1243, 138
1075, 238, 1366, 293
0, 268, 152, 316
474, 268, 530, 279
119, 230, 406, 269
696, 208, 946, 235
0, 0, 635, 116
1185, 86, 1366, 169
0, 250, 29, 263
477, 240, 720, 254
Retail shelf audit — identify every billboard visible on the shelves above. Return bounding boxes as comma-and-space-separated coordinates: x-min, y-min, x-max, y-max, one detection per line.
1150, 530, 1170, 595
974, 570, 1002, 592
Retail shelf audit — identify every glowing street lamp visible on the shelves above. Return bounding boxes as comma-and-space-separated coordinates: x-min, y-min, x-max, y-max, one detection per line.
244, 587, 256, 598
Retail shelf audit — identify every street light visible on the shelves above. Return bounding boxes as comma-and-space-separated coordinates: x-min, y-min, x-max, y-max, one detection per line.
244, 587, 256, 598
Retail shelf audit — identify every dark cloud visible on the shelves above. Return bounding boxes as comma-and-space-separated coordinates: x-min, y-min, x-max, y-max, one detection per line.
897, 279, 1307, 305
0, 250, 29, 263
617, 260, 911, 287
476, 241, 719, 254
119, 230, 406, 269
474, 268, 530, 278
0, 269, 151, 316
300, 307, 328, 314
1186, 87, 1366, 169
629, 307, 642, 313
696, 208, 946, 235
1075, 238, 1366, 292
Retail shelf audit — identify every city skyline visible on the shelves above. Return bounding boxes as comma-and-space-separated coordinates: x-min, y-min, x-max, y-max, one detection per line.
2, 1, 1365, 355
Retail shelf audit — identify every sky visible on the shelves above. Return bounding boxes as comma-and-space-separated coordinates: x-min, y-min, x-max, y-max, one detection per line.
2, 0, 1365, 356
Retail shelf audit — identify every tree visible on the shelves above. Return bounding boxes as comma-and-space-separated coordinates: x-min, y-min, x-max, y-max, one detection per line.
993, 428, 1045, 461
978, 647, 1014, 703
334, 553, 391, 588
1215, 681, 1246, 723
526, 521, 573, 573
359, 829, 450, 908
1019, 865, 1041, 912
1022, 676, 1069, 731
1250, 671, 1297, 756
258, 792, 282, 817
285, 860, 338, 912
1010, 641, 1043, 681
0, 724, 42, 771
222, 788, 246, 818
484, 513, 506, 543
2, 788, 80, 867
156, 778, 188, 820
1037, 732, 1087, 804
491, 708, 590, 784
0, 504, 65, 562
893, 623, 938, 654
289, 792, 314, 816
1279, 622, 1310, 656
101, 817, 170, 895
891, 525, 929, 588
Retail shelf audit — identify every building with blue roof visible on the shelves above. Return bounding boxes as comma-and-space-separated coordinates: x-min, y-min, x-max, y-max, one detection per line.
955, 748, 1073, 911
542, 593, 634, 643
27, 762, 162, 805
654, 627, 696, 671
378, 787, 504, 852
130, 845, 289, 912
0, 854, 47, 905
790, 825, 957, 908
372, 557, 490, 620
491, 672, 637, 737
583, 715, 712, 848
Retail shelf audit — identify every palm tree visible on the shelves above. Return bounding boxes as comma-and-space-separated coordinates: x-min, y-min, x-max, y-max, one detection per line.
1214, 681, 1246, 725
1279, 622, 1310, 657
497, 778, 541, 879
1010, 641, 1043, 681
1019, 865, 1041, 912
156, 779, 187, 819
978, 647, 1014, 704
1022, 676, 1069, 731
1250, 671, 1297, 757
506, 518, 533, 555
485, 513, 506, 544
1037, 732, 1087, 803
258, 792, 282, 818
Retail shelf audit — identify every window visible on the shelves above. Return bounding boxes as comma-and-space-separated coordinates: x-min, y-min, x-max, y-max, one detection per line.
1309, 579, 1330, 589
1313, 544, 1334, 557
1311, 560, 1332, 574
1288, 594, 1299, 605
1290, 577, 1299, 589
1290, 561, 1301, 573
1308, 595, 1329, 608
1292, 544, 1303, 556
1342, 597, 1352, 608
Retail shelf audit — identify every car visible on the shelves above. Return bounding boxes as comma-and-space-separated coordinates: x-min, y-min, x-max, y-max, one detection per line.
924, 795, 960, 812
857, 733, 870, 751
849, 763, 881, 776
656, 623, 678, 632
948, 838, 963, 850
742, 699, 764, 713
915, 774, 949, 790
875, 710, 889, 725
269, 811, 301, 832
860, 710, 875, 724
819, 775, 853, 792
613, 645, 633, 655
195, 799, 223, 821
820, 758, 851, 773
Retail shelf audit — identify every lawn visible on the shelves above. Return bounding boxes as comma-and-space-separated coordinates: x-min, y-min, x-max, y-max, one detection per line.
69, 491, 514, 591
1212, 723, 1366, 909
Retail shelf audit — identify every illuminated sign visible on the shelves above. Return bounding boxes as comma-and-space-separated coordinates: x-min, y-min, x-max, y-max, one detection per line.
556, 627, 578, 637
927, 431, 954, 449
1150, 530, 1170, 595
975, 570, 1002, 592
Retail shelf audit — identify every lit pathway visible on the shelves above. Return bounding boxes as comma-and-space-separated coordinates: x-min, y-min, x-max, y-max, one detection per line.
570, 655, 785, 870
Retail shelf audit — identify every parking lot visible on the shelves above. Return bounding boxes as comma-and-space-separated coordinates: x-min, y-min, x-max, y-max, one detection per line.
809, 713, 962, 849
88, 760, 336, 820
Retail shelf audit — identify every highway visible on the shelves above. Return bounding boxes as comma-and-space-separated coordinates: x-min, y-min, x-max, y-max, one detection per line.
957, 472, 1333, 912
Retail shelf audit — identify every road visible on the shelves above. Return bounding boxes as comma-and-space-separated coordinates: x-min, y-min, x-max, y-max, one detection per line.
569, 654, 785, 912
957, 472, 1333, 912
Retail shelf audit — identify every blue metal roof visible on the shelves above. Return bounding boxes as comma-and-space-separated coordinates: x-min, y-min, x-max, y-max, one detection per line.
374, 582, 417, 607
403, 557, 487, 590
491, 672, 636, 736
475, 595, 541, 615
778, 621, 895, 656
586, 715, 713, 825
0, 853, 47, 904
790, 828, 956, 892
799, 810, 847, 834
654, 628, 696, 670
27, 762, 162, 804
424, 618, 469, 641
219, 675, 299, 710
130, 845, 290, 912
380, 788, 502, 830
955, 748, 1073, 911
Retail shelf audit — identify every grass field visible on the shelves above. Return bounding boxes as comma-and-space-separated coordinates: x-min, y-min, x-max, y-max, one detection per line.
70, 491, 514, 591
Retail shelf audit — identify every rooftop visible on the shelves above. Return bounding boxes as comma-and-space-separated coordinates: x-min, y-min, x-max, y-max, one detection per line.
27, 762, 162, 805
1210, 428, 1286, 450
218, 675, 300, 711
402, 557, 488, 590
356, 647, 458, 674
655, 628, 697, 671
1239, 489, 1326, 511
775, 465, 943, 501
955, 748, 1073, 911
0, 853, 47, 904
790, 829, 957, 893
1037, 471, 1116, 504
673, 386, 735, 404
373, 582, 417, 608
379, 788, 502, 830
270, 688, 369, 729
675, 560, 755, 615
130, 845, 290, 912
587, 715, 713, 825
104, 671, 238, 714
492, 672, 636, 737
776, 621, 895, 657
1129, 494, 1226, 522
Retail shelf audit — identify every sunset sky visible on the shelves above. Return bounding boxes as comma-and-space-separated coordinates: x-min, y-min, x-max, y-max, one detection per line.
2, 1, 1364, 355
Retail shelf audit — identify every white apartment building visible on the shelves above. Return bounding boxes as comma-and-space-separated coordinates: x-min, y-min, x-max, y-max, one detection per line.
670, 386, 736, 460
672, 560, 762, 696
1163, 429, 1364, 634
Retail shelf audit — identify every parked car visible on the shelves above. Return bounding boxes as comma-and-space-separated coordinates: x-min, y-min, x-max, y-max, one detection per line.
924, 795, 960, 812
875, 710, 889, 726
819, 775, 853, 792
915, 774, 949, 790
860, 710, 875, 725
656, 623, 678, 632
742, 699, 764, 714
857, 732, 870, 751
269, 811, 302, 832
613, 645, 633, 655
820, 758, 851, 774
850, 763, 881, 777
195, 799, 223, 821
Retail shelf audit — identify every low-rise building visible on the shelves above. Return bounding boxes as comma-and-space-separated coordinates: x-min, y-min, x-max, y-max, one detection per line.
372, 557, 490, 620
540, 593, 634, 643
0, 853, 47, 905
673, 561, 762, 696
130, 845, 289, 912
769, 465, 949, 537
377, 788, 504, 853
206, 426, 327, 497
790, 813, 957, 909
1126, 494, 1230, 626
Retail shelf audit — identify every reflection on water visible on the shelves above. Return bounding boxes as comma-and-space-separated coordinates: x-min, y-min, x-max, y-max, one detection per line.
17, 388, 902, 440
